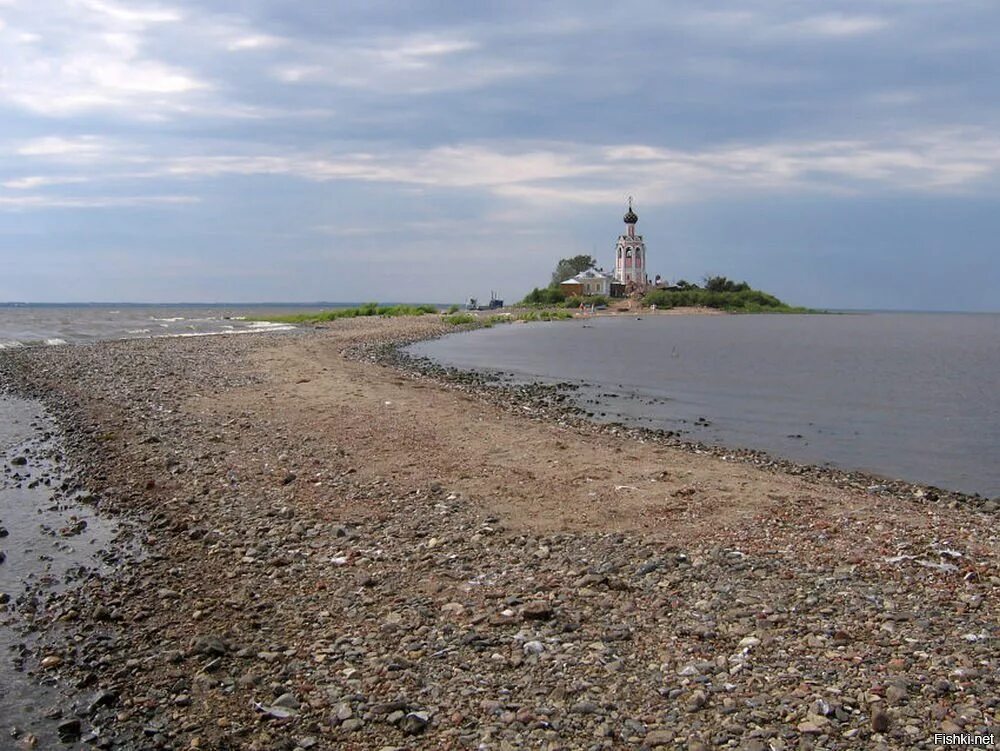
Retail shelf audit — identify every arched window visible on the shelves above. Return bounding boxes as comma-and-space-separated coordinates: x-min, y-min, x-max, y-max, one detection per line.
625, 248, 632, 257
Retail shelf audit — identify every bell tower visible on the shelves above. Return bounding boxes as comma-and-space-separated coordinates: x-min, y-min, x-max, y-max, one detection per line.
614, 197, 647, 291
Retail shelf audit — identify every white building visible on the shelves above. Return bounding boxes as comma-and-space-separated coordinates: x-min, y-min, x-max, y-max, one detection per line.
561, 267, 614, 297
614, 198, 647, 292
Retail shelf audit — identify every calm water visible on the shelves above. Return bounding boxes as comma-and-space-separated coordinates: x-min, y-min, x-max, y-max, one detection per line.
408, 313, 1000, 497
0, 395, 119, 747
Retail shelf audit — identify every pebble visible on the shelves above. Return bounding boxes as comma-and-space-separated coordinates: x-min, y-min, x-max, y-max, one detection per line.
3, 318, 996, 751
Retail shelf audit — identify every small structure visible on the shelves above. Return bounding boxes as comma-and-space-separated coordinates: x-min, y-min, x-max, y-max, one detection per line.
466, 292, 504, 311
560, 267, 614, 298
613, 197, 648, 294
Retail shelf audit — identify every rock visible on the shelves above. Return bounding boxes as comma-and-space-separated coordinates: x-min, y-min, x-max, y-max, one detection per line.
686, 690, 707, 712
0, 551, 5, 565
571, 701, 600, 714
11, 456, 27, 466
192, 635, 229, 656
886, 684, 908, 704
281, 472, 296, 485
340, 718, 364, 732
521, 601, 554, 620
871, 709, 890, 733
399, 711, 430, 735
643, 729, 674, 747
56, 719, 81, 742
523, 640, 545, 654
273, 693, 300, 710
333, 702, 353, 721
87, 690, 117, 714
262, 705, 298, 720
40, 655, 63, 669
92, 605, 112, 621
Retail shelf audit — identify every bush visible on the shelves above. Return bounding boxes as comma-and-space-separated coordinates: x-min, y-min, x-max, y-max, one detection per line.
446, 304, 460, 314
443, 313, 477, 326
521, 287, 566, 305
563, 295, 608, 308
643, 286, 801, 312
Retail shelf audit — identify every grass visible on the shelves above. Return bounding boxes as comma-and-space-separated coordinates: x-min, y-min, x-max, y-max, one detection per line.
443, 309, 575, 327
643, 288, 809, 313
252, 302, 439, 324
442, 313, 477, 326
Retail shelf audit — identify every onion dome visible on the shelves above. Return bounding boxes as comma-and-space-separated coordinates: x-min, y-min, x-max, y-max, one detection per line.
623, 198, 638, 224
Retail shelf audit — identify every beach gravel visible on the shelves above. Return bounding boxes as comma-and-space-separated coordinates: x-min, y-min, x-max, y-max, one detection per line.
0, 316, 996, 750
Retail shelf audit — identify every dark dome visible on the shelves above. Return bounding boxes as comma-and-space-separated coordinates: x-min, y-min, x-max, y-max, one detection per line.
623, 203, 638, 224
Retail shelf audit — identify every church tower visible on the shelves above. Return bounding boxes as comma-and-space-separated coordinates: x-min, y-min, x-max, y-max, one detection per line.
614, 197, 647, 291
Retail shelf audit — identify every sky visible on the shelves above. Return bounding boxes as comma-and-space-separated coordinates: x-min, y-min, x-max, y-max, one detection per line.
1, 0, 999, 310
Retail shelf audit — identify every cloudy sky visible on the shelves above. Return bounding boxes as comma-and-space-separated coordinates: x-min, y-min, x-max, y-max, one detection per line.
1, 0, 998, 309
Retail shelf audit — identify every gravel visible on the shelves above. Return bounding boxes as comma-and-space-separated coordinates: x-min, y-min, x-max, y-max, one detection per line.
0, 318, 996, 750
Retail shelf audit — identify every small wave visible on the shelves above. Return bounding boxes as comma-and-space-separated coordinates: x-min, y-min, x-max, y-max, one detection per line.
151, 316, 185, 322
0, 340, 25, 350
45, 338, 67, 346
126, 328, 152, 334
248, 321, 295, 330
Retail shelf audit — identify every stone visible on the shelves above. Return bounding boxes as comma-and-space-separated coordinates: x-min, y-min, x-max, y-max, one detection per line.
886, 684, 908, 704
686, 690, 707, 711
340, 719, 364, 732
334, 702, 353, 721
192, 636, 229, 656
273, 693, 300, 709
521, 600, 554, 620
523, 640, 545, 654
643, 730, 674, 747
57, 719, 81, 742
871, 710, 890, 733
87, 690, 117, 714
11, 456, 27, 466
399, 711, 430, 735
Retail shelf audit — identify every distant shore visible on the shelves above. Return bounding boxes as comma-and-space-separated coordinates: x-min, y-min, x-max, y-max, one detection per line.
0, 317, 996, 749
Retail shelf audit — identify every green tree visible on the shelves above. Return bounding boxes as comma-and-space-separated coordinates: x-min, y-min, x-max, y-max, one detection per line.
704, 275, 750, 293
550, 255, 598, 287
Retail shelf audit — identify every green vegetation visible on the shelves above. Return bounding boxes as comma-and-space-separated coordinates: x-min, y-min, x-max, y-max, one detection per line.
446, 304, 460, 314
444, 309, 575, 327
442, 312, 477, 325
550, 254, 598, 287
515, 309, 575, 321
644, 278, 806, 313
521, 286, 567, 305
563, 294, 608, 309
253, 302, 439, 324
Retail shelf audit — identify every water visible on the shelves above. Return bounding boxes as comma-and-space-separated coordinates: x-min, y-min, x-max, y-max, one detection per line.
0, 395, 120, 747
407, 313, 1000, 497
0, 302, 339, 349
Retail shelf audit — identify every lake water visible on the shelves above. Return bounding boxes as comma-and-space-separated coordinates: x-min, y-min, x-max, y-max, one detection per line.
0, 303, 324, 349
407, 313, 1000, 498
0, 395, 119, 747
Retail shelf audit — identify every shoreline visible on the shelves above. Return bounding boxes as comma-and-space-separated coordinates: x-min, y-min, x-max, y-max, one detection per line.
0, 318, 997, 750
358, 320, 993, 510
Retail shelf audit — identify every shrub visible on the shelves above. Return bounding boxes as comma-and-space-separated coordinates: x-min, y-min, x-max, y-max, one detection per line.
443, 313, 477, 326
521, 287, 566, 305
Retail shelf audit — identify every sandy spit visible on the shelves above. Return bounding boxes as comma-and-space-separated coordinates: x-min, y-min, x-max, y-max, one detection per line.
0, 316, 996, 751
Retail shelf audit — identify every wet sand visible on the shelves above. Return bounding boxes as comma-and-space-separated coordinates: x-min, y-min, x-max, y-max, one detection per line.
0, 317, 996, 750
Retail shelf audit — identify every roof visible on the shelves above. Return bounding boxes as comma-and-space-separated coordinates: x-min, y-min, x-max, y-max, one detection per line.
563, 267, 613, 284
